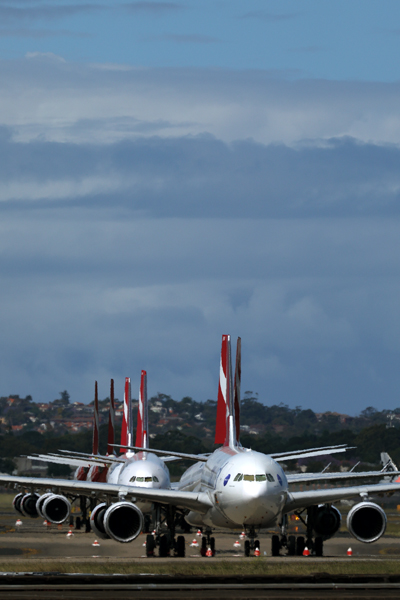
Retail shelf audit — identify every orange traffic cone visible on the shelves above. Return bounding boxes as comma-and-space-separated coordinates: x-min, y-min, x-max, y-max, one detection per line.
206, 546, 213, 557
303, 546, 310, 556
190, 539, 199, 547
92, 539, 100, 547
15, 519, 22, 527
254, 547, 260, 557
196, 529, 202, 536
66, 528, 73, 538
240, 531, 246, 539
347, 547, 352, 556
233, 540, 241, 548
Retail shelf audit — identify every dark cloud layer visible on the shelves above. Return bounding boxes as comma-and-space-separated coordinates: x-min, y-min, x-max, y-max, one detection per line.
0, 132, 399, 219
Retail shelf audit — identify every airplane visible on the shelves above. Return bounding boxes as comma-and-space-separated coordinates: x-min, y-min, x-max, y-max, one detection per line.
4, 335, 400, 558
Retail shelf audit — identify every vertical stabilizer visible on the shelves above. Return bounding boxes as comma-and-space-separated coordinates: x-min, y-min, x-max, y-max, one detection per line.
214, 334, 236, 447
233, 337, 241, 444
120, 377, 132, 451
92, 381, 99, 456
136, 370, 149, 449
107, 379, 115, 456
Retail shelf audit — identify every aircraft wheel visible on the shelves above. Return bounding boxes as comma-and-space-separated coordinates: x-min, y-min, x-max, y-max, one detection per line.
210, 536, 216, 556
201, 535, 207, 557
271, 534, 280, 557
244, 540, 250, 557
296, 536, 305, 556
159, 534, 169, 557
146, 534, 156, 557
287, 535, 296, 556
314, 536, 323, 557
176, 535, 185, 557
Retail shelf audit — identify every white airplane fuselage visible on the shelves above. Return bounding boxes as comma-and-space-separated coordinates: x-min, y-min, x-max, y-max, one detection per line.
179, 447, 288, 530
108, 452, 170, 512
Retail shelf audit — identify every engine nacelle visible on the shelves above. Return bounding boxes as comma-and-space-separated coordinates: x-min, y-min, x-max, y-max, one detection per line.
90, 502, 110, 539
20, 493, 40, 518
36, 493, 54, 519
103, 501, 144, 543
41, 494, 71, 524
313, 504, 341, 539
13, 493, 24, 516
347, 501, 387, 543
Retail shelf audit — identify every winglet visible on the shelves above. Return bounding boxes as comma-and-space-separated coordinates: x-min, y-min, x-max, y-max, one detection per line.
136, 370, 149, 449
106, 379, 115, 456
92, 381, 99, 456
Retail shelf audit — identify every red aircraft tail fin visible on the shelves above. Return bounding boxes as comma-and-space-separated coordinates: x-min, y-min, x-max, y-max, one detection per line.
136, 370, 149, 449
120, 377, 131, 451
106, 379, 115, 456
92, 381, 99, 455
233, 337, 241, 443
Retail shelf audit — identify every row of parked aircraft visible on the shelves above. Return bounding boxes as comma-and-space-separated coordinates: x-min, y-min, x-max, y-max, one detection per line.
5, 335, 400, 557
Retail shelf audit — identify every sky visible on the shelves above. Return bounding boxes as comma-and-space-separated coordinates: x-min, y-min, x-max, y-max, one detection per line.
1, 2, 400, 415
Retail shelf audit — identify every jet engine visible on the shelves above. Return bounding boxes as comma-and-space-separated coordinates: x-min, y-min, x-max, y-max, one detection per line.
13, 493, 24, 516
90, 502, 110, 539
36, 493, 54, 518
102, 501, 144, 543
313, 504, 341, 539
40, 494, 71, 524
347, 501, 387, 543
20, 493, 40, 518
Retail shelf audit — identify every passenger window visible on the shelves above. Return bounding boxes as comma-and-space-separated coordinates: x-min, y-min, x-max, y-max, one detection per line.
129, 476, 136, 482
243, 474, 255, 481
256, 474, 267, 481
266, 474, 275, 482
153, 476, 159, 482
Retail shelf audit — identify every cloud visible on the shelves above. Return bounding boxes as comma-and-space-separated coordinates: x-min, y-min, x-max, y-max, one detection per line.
0, 58, 399, 414
0, 4, 104, 23
239, 10, 302, 22
1, 58, 400, 148
122, 2, 183, 14
155, 33, 220, 44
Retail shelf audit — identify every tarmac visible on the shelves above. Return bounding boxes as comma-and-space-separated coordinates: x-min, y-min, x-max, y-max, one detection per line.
0, 511, 400, 562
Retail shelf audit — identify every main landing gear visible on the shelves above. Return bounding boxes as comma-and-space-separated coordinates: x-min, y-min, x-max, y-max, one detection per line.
146, 504, 186, 558
271, 510, 324, 557
243, 526, 260, 557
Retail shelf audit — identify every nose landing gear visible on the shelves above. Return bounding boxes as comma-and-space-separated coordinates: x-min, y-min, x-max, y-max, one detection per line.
243, 527, 260, 556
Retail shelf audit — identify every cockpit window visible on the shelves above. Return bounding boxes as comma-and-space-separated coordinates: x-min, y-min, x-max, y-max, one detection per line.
256, 474, 267, 481
136, 477, 144, 482
233, 473, 243, 481
129, 476, 136, 482
243, 474, 255, 482
266, 474, 275, 482
153, 476, 159, 482
145, 477, 152, 482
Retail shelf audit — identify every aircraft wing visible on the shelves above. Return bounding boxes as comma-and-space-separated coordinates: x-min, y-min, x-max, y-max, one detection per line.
0, 475, 213, 514
287, 470, 400, 485
284, 481, 400, 513
112, 444, 210, 462
271, 445, 353, 462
